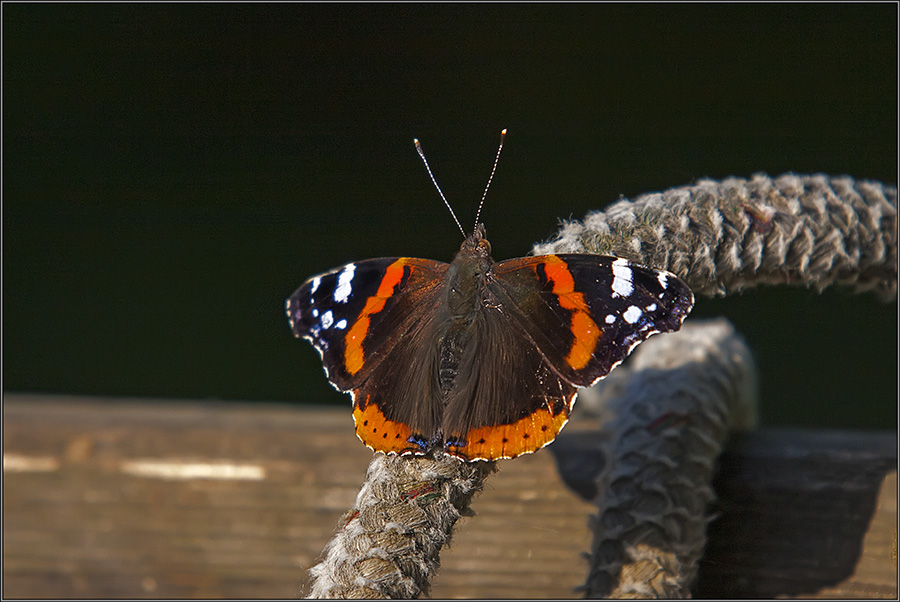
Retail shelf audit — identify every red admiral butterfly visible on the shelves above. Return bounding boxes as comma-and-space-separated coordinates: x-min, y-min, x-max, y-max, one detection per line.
287, 131, 694, 461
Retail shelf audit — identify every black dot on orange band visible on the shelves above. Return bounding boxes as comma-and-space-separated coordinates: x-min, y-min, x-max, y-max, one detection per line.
523, 433, 530, 439
363, 420, 369, 426
382, 433, 387, 438
502, 438, 509, 443
540, 425, 548, 431
478, 438, 486, 444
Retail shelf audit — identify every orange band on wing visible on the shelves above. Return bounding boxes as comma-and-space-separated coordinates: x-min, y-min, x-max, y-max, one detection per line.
541, 256, 601, 370
344, 259, 409, 375
352, 396, 421, 455
445, 405, 570, 461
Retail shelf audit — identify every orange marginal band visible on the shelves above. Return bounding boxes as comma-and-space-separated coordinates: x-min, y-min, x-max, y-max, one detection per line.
445, 405, 569, 460
344, 259, 409, 375
541, 256, 601, 370
353, 396, 420, 455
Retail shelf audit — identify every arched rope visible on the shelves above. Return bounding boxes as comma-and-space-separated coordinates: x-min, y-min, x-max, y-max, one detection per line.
305, 173, 896, 599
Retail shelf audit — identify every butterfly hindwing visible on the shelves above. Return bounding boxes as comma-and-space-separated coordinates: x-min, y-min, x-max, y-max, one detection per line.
439, 305, 578, 460
350, 303, 449, 456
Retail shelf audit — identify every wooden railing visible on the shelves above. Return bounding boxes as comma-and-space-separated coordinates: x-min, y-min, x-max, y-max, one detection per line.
3, 393, 896, 599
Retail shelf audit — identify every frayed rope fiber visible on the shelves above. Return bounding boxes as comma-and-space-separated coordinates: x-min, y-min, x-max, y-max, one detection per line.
533, 173, 897, 300
306, 454, 495, 598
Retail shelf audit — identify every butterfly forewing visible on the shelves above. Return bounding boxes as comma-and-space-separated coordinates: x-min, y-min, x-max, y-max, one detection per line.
488, 254, 694, 387
287, 257, 449, 391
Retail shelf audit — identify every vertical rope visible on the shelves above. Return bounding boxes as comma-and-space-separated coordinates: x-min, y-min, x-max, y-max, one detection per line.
306, 454, 494, 598
579, 319, 757, 598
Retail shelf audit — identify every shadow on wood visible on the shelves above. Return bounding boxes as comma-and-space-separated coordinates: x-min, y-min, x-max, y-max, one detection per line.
550, 428, 898, 598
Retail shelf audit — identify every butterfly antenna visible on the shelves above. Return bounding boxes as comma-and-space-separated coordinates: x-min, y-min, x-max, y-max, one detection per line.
472, 128, 507, 232
415, 137, 466, 238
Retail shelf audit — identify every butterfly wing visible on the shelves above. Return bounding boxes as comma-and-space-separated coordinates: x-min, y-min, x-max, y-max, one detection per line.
440, 253, 693, 461
286, 257, 450, 454
489, 254, 694, 386
439, 306, 578, 460
288, 252, 693, 462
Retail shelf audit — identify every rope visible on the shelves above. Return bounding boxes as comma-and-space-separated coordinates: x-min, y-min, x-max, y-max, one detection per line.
579, 318, 757, 598
533, 173, 897, 300
305, 454, 494, 598
305, 173, 896, 598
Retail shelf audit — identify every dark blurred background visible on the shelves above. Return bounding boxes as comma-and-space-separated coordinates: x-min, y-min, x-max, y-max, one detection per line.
4, 4, 896, 428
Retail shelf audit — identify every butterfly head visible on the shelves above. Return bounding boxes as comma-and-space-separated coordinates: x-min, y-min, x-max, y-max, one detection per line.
459, 222, 491, 258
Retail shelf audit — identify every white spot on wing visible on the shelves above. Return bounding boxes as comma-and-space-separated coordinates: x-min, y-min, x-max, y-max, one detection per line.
286, 299, 295, 328
321, 310, 334, 329
611, 258, 634, 297
623, 305, 643, 324
335, 319, 347, 329
646, 303, 657, 312
658, 272, 668, 289
310, 276, 321, 295
333, 264, 356, 303
605, 314, 616, 324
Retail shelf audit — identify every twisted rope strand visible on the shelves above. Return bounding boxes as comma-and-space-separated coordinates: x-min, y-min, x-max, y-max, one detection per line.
533, 173, 897, 300
580, 319, 758, 598
306, 454, 494, 598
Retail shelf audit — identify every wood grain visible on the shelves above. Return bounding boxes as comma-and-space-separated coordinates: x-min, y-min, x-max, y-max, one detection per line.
3, 394, 896, 599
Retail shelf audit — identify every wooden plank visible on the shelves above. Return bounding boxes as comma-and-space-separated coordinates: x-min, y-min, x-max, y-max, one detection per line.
3, 394, 896, 599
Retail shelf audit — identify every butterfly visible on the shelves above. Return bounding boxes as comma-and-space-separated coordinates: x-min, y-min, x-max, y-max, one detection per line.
286, 130, 694, 461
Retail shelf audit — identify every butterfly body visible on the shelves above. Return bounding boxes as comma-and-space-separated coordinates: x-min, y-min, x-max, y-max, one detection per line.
287, 223, 694, 461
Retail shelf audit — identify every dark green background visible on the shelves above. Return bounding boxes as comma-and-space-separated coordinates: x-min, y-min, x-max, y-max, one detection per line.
4, 4, 897, 428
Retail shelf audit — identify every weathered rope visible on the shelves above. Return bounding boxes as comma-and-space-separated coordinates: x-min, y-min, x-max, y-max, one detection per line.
579, 318, 757, 598
305, 454, 494, 598
533, 173, 897, 300
305, 173, 896, 599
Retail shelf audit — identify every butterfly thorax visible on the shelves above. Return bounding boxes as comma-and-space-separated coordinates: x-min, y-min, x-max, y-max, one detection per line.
439, 224, 495, 395
446, 224, 493, 318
